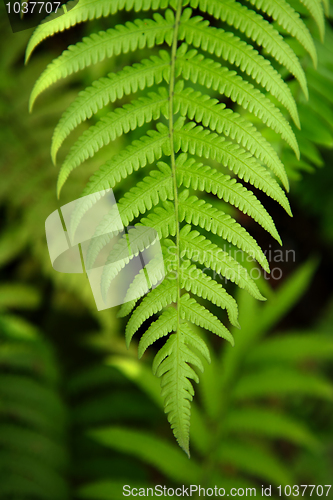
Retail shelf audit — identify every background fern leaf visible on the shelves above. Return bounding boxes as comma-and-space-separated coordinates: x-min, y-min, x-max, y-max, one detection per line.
299, 0, 325, 40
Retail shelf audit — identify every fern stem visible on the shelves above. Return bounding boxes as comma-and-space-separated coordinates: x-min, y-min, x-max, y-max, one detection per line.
169, 0, 187, 453
169, 0, 183, 318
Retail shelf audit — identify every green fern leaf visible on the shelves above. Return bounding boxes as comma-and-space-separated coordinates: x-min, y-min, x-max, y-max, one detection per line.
126, 278, 177, 347
28, 0, 321, 453
234, 367, 333, 401
140, 204, 177, 238
99, 216, 176, 304
117, 163, 174, 226
89, 207, 174, 291
59, 124, 170, 196
225, 407, 321, 451
180, 293, 234, 344
89, 425, 200, 481
119, 251, 167, 317
321, 0, 330, 17
84, 168, 173, 271
152, 326, 202, 455
138, 308, 178, 356
218, 440, 293, 485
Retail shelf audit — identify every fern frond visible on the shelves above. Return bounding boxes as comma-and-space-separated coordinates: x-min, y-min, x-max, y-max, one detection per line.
225, 407, 320, 451
84, 169, 173, 270
233, 367, 333, 400
28, 0, 319, 453
218, 440, 293, 485
140, 204, 177, 238
152, 320, 212, 454
99, 221, 172, 299
118, 250, 167, 317
321, 0, 330, 17
177, 48, 300, 156
29, 12, 175, 110
179, 10, 300, 124
180, 322, 211, 365
189, 0, 308, 96
138, 308, 178, 357
246, 0, 317, 66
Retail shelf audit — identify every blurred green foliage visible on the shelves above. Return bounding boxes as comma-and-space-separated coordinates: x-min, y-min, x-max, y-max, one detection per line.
1, 1, 333, 499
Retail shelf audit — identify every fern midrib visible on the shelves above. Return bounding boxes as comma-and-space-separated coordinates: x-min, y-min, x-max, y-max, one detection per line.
169, 0, 187, 453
